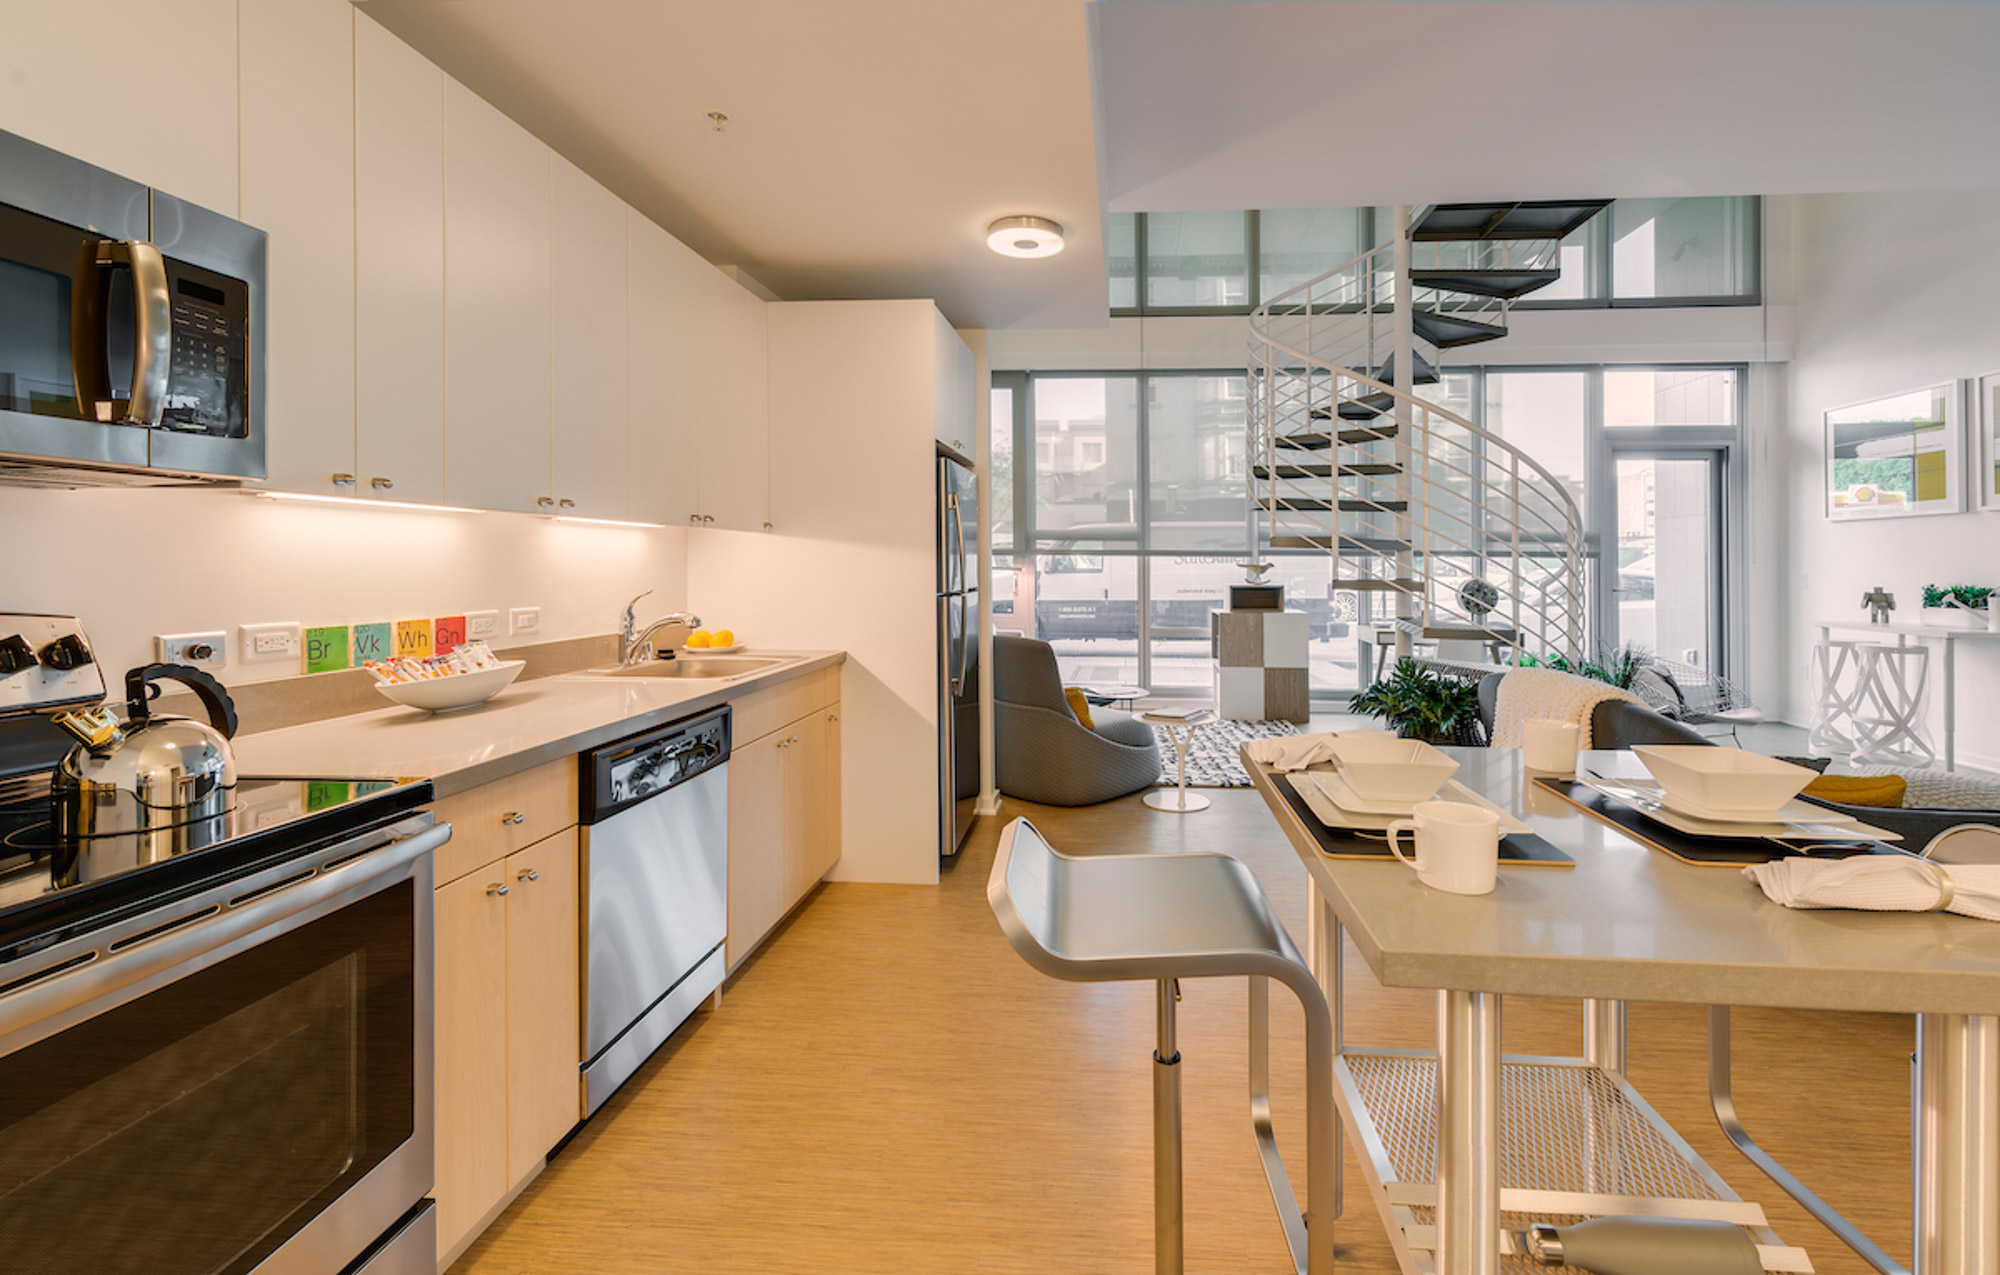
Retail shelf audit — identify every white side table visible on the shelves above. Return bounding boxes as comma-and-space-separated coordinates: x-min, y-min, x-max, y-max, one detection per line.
1142, 709, 1216, 813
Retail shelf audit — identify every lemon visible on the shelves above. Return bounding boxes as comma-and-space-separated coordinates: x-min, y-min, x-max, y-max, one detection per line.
686, 631, 712, 648
713, 629, 735, 647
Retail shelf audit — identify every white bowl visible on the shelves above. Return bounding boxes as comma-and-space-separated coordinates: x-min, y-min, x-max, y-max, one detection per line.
1329, 735, 1461, 804
1631, 745, 1815, 818
374, 660, 525, 713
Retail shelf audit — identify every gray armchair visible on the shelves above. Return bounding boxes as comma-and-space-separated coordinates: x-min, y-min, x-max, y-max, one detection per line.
994, 636, 1162, 806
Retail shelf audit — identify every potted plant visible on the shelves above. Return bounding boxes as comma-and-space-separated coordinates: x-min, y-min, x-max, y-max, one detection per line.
1348, 659, 1485, 746
1920, 583, 1994, 630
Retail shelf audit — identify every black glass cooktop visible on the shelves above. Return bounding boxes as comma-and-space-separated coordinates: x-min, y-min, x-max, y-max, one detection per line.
0, 774, 432, 956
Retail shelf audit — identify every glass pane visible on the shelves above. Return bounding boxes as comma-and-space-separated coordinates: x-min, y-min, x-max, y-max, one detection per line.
1265, 557, 1363, 693
1485, 370, 1591, 520
1032, 552, 1140, 685
1258, 208, 1369, 300
1033, 375, 1139, 548
1148, 373, 1248, 551
990, 552, 1028, 635
990, 385, 1015, 551
1604, 368, 1739, 428
1147, 556, 1231, 689
1611, 196, 1757, 299
1107, 212, 1138, 311
1144, 211, 1249, 309
1615, 456, 1714, 667
1523, 209, 1605, 303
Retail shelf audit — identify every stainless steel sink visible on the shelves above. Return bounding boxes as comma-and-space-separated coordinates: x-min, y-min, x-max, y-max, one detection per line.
600, 657, 786, 679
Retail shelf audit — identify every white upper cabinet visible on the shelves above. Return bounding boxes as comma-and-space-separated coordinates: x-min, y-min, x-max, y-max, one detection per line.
628, 211, 702, 527
444, 81, 553, 515
354, 12, 447, 505
933, 315, 975, 459
698, 273, 770, 532
550, 157, 630, 519
240, 0, 356, 496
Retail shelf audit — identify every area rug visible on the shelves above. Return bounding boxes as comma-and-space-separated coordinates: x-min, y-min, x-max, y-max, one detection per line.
1150, 718, 1301, 788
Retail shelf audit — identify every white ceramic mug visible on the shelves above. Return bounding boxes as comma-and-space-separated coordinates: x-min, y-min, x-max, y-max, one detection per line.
1523, 718, 1582, 774
1386, 801, 1501, 895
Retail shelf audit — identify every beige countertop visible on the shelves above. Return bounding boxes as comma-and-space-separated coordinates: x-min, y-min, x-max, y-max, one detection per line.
234, 650, 845, 798
1249, 746, 2000, 1016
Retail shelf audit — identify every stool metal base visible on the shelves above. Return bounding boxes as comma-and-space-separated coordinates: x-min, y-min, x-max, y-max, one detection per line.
1145, 789, 1211, 813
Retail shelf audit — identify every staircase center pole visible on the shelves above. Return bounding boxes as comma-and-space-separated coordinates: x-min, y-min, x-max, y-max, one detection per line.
1392, 205, 1416, 662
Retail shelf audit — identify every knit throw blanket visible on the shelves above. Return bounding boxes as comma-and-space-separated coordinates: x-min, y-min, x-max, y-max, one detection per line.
1491, 668, 1640, 750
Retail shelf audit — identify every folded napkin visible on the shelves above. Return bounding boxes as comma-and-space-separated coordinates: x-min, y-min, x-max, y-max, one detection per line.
1744, 856, 2000, 922
1243, 732, 1342, 772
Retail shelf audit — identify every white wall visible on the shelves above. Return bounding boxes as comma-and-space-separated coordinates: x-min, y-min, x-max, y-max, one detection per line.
688, 300, 969, 886
0, 487, 686, 683
1782, 187, 2000, 770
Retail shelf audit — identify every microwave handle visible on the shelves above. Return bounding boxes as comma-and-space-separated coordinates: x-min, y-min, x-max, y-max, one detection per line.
71, 239, 171, 427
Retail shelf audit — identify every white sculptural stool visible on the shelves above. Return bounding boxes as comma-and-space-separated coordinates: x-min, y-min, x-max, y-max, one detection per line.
1849, 643, 1936, 767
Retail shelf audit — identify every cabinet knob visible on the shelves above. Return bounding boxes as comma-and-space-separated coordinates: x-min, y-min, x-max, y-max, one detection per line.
486, 883, 510, 898
331, 473, 356, 487
371, 476, 394, 491
501, 811, 525, 826
828, 712, 838, 722
689, 514, 700, 524
538, 497, 557, 510
702, 515, 715, 524
763, 521, 774, 532
558, 498, 576, 509
517, 868, 540, 883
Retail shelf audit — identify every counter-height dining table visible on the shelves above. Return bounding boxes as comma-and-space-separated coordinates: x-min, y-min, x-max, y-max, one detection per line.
1245, 744, 2000, 1275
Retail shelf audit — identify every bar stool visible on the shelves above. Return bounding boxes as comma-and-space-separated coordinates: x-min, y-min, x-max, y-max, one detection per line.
1808, 637, 1867, 752
986, 818, 1336, 1275
1850, 643, 1936, 767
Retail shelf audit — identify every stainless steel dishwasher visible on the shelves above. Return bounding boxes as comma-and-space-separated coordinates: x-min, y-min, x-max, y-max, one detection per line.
578, 706, 729, 1114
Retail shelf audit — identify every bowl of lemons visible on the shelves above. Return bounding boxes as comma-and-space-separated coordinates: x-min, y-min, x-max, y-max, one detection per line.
680, 629, 742, 655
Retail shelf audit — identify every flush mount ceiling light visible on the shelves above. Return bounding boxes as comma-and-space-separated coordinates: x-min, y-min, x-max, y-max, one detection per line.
987, 215, 1065, 259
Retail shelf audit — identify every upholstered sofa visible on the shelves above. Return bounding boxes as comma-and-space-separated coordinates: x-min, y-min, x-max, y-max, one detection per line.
994, 636, 1162, 806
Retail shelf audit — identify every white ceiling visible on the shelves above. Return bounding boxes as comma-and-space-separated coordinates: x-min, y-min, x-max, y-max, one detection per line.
359, 0, 1105, 329
1092, 1, 2000, 213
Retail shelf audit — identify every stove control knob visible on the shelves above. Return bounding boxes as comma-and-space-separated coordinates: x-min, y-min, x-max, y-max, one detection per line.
0, 635, 36, 675
39, 634, 93, 671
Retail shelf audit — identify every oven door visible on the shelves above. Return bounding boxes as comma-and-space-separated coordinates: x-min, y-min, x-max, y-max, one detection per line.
0, 815, 444, 1275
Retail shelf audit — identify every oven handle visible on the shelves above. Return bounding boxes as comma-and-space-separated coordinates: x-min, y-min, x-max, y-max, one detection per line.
70, 239, 172, 428
0, 821, 448, 1041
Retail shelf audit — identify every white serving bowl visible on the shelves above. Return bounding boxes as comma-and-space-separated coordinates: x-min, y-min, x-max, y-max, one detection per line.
1632, 744, 1815, 818
374, 660, 525, 713
1329, 735, 1461, 804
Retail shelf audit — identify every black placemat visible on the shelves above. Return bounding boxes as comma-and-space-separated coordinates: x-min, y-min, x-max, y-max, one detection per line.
1534, 777, 1913, 867
1275, 771, 1573, 867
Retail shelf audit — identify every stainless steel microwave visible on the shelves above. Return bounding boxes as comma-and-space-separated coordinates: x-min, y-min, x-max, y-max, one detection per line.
0, 128, 266, 486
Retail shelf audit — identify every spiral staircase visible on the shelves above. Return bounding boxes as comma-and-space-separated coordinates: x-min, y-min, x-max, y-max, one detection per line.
1247, 201, 1607, 665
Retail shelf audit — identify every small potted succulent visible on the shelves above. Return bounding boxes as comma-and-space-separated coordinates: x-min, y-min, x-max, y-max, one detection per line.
1920, 583, 1995, 631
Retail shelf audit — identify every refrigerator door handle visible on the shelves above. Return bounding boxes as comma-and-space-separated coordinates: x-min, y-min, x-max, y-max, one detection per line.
952, 589, 971, 696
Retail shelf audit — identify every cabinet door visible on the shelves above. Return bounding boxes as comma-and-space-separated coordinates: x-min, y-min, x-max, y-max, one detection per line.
550, 158, 629, 518
627, 212, 702, 527
240, 0, 355, 494
505, 829, 580, 1183
818, 704, 843, 881
725, 729, 787, 969
780, 715, 814, 904
354, 12, 446, 503
444, 81, 552, 513
433, 867, 511, 1261
697, 275, 770, 531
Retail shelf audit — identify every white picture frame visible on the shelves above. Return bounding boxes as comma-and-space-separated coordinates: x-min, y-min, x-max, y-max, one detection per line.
1824, 382, 1965, 521
1977, 370, 2000, 512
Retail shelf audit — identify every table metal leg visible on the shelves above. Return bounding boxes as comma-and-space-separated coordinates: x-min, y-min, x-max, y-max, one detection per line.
1155, 979, 1183, 1275
1436, 989, 1501, 1275
1942, 637, 1957, 772
1583, 998, 1627, 1076
1915, 1013, 2000, 1274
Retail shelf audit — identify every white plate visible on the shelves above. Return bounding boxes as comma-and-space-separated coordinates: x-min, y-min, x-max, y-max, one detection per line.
1289, 771, 1533, 837
373, 660, 524, 713
1577, 777, 1894, 843
1659, 788, 1855, 826
1318, 774, 1418, 816
674, 644, 744, 656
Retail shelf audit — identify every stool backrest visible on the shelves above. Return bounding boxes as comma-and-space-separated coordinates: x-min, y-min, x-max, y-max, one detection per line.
987, 817, 1074, 978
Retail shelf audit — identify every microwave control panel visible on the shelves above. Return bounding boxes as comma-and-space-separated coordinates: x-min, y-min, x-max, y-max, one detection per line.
161, 264, 248, 439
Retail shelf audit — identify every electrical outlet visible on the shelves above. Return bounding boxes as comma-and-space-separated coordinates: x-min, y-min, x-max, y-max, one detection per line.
509, 607, 541, 636
466, 610, 501, 640
156, 631, 227, 667
240, 622, 301, 662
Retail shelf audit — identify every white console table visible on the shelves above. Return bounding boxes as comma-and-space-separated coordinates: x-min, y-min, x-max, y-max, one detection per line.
1817, 618, 2000, 772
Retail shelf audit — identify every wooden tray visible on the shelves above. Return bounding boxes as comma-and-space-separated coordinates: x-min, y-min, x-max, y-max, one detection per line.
1274, 770, 1573, 868
1534, 777, 1914, 868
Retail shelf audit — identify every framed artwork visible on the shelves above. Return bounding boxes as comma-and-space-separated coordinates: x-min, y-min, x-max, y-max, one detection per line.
1824, 383, 1964, 521
1978, 371, 2000, 511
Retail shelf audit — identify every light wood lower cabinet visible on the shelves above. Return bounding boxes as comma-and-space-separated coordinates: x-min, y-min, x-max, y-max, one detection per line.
433, 818, 581, 1264
728, 699, 842, 969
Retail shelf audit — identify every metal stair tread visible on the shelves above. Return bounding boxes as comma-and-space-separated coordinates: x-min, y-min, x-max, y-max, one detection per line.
1271, 498, 1411, 513
1411, 200, 1613, 242
1411, 310, 1507, 348
1253, 463, 1402, 479
1410, 267, 1562, 300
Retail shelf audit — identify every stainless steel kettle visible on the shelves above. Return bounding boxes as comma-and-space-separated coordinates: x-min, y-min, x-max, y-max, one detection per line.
51, 663, 240, 844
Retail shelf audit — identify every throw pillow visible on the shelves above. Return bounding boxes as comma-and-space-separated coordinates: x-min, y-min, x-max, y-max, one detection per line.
1063, 687, 1095, 729
1803, 774, 1907, 808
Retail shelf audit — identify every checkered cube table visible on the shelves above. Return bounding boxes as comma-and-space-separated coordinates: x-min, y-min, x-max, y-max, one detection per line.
1211, 609, 1309, 723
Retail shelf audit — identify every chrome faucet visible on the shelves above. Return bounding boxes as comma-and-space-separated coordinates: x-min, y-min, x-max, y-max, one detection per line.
618, 591, 701, 665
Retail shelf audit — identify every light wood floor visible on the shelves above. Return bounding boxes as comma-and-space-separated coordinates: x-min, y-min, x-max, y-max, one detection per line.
453, 789, 1917, 1274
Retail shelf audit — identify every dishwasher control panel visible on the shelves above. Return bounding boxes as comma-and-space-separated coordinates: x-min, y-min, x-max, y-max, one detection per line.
581, 706, 731, 823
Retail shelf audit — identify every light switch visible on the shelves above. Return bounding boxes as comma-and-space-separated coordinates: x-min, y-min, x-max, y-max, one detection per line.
509, 607, 541, 636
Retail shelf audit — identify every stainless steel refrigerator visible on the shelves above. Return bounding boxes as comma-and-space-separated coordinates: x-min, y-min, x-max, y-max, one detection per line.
938, 452, 980, 856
